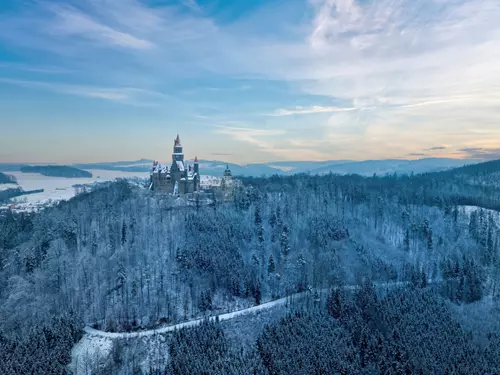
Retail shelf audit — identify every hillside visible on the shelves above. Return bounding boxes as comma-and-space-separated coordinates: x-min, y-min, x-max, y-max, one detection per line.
71, 157, 478, 177
20, 165, 93, 178
1, 162, 500, 373
0, 172, 17, 184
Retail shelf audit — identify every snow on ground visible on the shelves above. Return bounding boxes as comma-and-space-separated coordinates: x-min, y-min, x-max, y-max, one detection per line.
0, 183, 18, 191
83, 293, 296, 339
1, 169, 149, 211
200, 175, 222, 188
461, 205, 500, 225
449, 295, 500, 346
82, 281, 410, 340
268, 165, 295, 172
70, 334, 113, 375
72, 280, 418, 373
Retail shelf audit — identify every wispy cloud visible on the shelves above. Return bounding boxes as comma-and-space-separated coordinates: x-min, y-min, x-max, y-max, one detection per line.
182, 0, 201, 11
458, 148, 500, 160
48, 4, 154, 50
213, 125, 286, 145
424, 146, 449, 151
268, 105, 356, 116
0, 78, 168, 106
213, 125, 331, 160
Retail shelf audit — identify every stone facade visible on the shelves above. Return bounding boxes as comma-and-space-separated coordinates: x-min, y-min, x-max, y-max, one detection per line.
149, 135, 200, 195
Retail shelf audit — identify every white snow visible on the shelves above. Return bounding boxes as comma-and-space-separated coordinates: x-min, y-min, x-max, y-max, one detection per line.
1, 169, 149, 211
461, 205, 500, 225
82, 280, 412, 339
0, 183, 18, 191
70, 333, 113, 375
268, 165, 295, 172
83, 294, 297, 339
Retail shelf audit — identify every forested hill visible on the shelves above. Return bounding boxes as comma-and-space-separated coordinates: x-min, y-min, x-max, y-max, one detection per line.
422, 158, 500, 185
20, 165, 92, 178
0, 172, 17, 184
1, 167, 500, 373
241, 158, 500, 212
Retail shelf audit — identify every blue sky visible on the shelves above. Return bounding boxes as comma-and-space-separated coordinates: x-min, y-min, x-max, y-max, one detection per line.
1, 0, 499, 164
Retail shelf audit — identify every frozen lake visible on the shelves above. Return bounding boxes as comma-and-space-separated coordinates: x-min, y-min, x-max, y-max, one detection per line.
2, 169, 149, 210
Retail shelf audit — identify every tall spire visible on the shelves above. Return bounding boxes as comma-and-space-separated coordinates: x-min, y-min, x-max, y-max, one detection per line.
194, 156, 198, 163
174, 134, 181, 146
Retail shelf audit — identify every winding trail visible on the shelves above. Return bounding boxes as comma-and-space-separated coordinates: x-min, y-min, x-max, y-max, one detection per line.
83, 280, 412, 339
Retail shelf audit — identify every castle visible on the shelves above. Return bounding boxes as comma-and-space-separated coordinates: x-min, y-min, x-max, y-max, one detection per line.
149, 135, 200, 194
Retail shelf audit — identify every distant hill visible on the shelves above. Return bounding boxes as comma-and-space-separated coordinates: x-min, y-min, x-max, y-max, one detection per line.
0, 172, 17, 184
21, 165, 93, 178
70, 157, 478, 177
419, 159, 500, 189
309, 158, 474, 176
1, 157, 480, 178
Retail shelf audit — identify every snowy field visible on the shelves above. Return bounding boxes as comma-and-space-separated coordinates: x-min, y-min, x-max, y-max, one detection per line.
1, 169, 149, 211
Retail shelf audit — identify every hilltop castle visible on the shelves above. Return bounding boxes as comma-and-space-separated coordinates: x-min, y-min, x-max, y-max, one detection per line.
149, 135, 200, 194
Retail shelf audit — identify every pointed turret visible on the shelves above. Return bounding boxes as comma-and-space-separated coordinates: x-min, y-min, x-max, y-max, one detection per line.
173, 133, 184, 163
194, 156, 199, 175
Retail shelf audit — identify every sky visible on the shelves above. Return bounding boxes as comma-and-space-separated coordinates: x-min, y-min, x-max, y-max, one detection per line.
0, 0, 499, 164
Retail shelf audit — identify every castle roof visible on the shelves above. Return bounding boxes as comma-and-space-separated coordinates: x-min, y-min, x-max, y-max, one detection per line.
174, 134, 181, 146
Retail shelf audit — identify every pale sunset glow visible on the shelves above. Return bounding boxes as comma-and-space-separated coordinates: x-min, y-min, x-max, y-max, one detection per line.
1, 0, 499, 164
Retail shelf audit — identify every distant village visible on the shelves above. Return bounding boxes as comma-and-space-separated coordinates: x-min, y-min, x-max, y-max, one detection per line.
149, 134, 240, 199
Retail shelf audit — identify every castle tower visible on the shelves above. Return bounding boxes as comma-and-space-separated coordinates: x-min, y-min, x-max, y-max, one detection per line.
194, 156, 199, 174
223, 164, 232, 181
172, 134, 184, 162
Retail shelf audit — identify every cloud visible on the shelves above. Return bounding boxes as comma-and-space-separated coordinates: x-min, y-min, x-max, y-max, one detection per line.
213, 125, 286, 146
458, 148, 500, 160
182, 0, 201, 11
268, 105, 356, 116
409, 153, 426, 156
1, 0, 500, 162
47, 4, 154, 50
213, 125, 331, 160
424, 146, 448, 151
0, 78, 168, 106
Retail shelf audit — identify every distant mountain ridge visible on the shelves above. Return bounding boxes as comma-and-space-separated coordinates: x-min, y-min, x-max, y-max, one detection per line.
73, 158, 479, 177
0, 158, 484, 177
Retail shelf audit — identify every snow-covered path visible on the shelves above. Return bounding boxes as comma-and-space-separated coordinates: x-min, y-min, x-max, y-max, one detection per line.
83, 281, 409, 339
72, 280, 416, 373
84, 292, 305, 339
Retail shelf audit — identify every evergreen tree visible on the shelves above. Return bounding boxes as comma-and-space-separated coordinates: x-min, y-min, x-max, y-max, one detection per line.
267, 255, 275, 274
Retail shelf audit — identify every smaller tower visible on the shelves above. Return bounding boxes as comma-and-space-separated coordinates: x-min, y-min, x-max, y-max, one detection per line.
193, 156, 200, 192
194, 156, 199, 174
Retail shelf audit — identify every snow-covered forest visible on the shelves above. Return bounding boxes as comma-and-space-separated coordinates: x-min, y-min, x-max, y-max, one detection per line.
1, 160, 500, 374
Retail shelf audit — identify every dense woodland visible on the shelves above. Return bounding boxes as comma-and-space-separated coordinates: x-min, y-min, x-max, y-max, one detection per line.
0, 160, 500, 374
